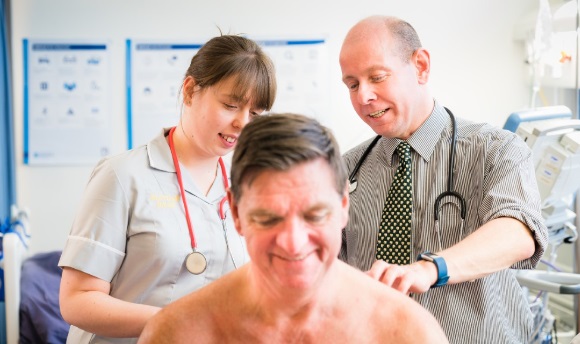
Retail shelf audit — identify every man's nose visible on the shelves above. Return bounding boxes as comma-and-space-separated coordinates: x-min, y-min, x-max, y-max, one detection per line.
275, 218, 308, 255
357, 83, 377, 105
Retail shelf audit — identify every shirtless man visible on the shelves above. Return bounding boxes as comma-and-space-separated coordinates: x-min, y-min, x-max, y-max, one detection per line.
138, 113, 448, 344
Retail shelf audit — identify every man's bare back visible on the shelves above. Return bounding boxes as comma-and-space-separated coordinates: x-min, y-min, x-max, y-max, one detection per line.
140, 262, 446, 343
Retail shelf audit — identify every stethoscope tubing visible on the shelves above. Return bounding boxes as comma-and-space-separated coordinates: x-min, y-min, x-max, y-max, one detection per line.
348, 108, 466, 221
434, 109, 466, 221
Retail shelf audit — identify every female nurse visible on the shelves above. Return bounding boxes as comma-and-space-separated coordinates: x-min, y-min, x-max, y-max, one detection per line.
58, 34, 277, 343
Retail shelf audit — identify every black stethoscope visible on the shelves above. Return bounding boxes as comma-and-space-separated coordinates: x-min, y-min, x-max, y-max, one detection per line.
348, 108, 466, 228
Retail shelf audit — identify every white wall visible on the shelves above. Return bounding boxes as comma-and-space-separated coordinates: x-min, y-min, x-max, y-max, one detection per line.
12, 0, 543, 254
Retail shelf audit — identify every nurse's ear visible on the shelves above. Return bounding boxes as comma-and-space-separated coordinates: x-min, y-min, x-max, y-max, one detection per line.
182, 76, 197, 106
227, 188, 244, 236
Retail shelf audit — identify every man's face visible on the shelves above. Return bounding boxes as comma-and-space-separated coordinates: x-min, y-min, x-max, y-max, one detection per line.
339, 29, 425, 140
229, 158, 349, 293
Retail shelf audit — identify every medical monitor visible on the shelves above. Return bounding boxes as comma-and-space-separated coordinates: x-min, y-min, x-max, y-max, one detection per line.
503, 105, 580, 233
503, 105, 573, 133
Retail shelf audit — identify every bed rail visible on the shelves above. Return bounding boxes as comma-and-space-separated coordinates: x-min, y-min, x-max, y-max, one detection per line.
2, 207, 30, 344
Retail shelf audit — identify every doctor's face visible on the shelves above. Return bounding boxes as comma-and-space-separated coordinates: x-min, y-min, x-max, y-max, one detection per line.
339, 27, 428, 140
181, 76, 264, 158
229, 158, 349, 292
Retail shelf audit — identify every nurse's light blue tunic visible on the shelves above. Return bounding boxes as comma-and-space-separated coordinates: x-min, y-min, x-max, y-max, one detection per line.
58, 128, 247, 344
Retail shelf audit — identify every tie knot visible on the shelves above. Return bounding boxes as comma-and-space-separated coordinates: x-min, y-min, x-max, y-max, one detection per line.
397, 142, 411, 161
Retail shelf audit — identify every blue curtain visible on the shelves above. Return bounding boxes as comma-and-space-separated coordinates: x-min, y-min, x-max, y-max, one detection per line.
0, 0, 14, 221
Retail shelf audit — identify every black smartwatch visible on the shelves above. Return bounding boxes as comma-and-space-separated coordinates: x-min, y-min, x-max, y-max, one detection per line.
417, 251, 449, 288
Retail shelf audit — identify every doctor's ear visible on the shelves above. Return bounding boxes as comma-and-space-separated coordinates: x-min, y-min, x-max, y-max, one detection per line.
413, 48, 431, 84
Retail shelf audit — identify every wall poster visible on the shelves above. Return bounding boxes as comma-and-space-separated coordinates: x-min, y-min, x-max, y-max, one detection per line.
23, 39, 112, 165
126, 38, 329, 149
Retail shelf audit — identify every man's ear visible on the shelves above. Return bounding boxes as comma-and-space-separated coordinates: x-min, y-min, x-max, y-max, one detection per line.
413, 48, 431, 84
227, 189, 243, 236
340, 181, 350, 228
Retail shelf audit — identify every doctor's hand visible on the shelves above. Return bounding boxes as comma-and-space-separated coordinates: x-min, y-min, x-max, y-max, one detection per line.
366, 260, 438, 295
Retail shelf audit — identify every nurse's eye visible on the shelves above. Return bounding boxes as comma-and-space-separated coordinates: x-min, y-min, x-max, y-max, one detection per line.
250, 109, 263, 119
224, 103, 237, 110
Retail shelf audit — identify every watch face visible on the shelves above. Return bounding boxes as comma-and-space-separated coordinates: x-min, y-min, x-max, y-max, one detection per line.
421, 253, 434, 262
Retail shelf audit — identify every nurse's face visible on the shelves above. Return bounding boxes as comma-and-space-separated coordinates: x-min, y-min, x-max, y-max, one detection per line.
229, 158, 349, 293
181, 76, 264, 158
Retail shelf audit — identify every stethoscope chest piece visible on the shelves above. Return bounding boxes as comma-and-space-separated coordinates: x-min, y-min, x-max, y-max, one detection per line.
186, 251, 207, 275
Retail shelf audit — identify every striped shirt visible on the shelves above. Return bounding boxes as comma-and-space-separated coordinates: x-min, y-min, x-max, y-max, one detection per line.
340, 101, 548, 344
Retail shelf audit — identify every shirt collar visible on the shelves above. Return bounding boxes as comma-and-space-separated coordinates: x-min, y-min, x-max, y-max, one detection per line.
407, 100, 449, 163
381, 100, 449, 166
146, 128, 229, 202
147, 127, 175, 172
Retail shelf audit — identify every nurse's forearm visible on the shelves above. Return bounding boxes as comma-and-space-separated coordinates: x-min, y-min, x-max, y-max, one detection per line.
60, 267, 161, 338
61, 291, 161, 337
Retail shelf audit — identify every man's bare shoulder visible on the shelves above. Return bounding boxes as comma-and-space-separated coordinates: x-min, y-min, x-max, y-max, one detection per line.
138, 269, 242, 344
339, 262, 449, 343
138, 307, 180, 343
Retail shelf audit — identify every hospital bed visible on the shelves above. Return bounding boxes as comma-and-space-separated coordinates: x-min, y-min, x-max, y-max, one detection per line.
1, 206, 68, 344
505, 105, 580, 343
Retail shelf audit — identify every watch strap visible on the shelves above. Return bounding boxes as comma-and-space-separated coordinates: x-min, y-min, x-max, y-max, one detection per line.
417, 251, 450, 288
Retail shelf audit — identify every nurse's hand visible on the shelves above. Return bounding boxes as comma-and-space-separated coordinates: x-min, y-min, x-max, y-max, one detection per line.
366, 260, 437, 295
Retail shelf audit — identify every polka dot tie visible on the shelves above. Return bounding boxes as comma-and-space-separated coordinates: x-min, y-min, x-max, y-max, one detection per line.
376, 142, 413, 265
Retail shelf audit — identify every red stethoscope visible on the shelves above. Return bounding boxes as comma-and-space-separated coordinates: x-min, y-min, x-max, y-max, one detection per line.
168, 126, 230, 275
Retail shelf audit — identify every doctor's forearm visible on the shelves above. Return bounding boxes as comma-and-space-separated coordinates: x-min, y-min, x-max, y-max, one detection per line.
440, 217, 535, 284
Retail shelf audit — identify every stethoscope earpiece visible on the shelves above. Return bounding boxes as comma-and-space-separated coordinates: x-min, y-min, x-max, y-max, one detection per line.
349, 181, 358, 193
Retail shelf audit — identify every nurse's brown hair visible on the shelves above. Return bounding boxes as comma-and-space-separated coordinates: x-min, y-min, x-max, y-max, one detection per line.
182, 34, 277, 111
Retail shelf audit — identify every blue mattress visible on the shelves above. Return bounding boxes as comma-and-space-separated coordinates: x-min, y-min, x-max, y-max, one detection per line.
19, 251, 68, 344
